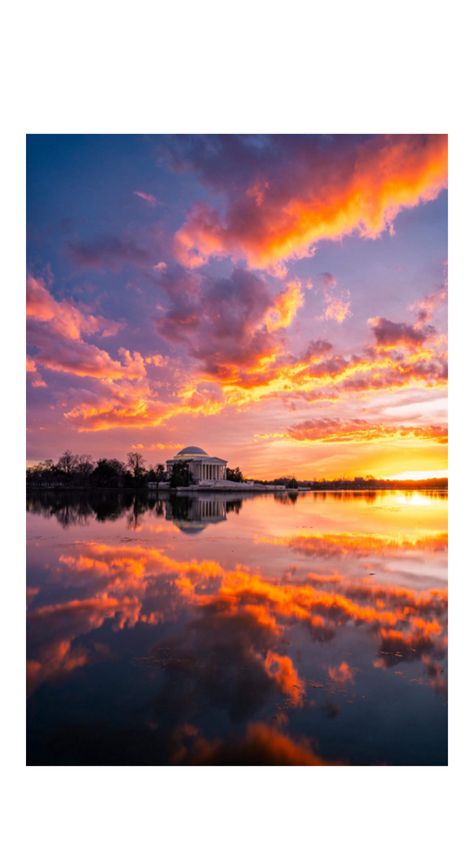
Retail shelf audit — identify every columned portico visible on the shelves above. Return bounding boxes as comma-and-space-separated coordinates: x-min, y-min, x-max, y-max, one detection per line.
166, 446, 227, 485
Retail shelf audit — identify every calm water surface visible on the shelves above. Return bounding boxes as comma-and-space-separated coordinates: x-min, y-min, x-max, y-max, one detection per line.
27, 490, 447, 765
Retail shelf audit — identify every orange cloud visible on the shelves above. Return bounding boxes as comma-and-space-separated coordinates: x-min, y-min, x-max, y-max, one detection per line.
187, 721, 328, 765
328, 661, 354, 686
263, 281, 304, 331
259, 531, 448, 560
55, 272, 447, 434
29, 536, 447, 699
264, 651, 305, 705
174, 135, 447, 271
323, 296, 351, 323
276, 418, 448, 445
27, 639, 88, 694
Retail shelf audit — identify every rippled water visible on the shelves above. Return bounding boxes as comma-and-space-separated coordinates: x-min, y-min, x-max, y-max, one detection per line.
27, 489, 448, 765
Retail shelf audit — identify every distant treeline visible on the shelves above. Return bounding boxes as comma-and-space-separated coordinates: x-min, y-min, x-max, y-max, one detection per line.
26, 450, 447, 491
261, 476, 448, 491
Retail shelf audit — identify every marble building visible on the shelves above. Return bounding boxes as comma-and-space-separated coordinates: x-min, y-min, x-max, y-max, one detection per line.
166, 446, 227, 484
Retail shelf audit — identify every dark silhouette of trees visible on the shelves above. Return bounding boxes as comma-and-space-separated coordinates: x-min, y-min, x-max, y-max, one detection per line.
56, 450, 79, 476
127, 452, 146, 484
226, 466, 244, 482
169, 461, 191, 488
26, 450, 448, 493
90, 459, 126, 488
75, 455, 94, 481
155, 463, 166, 482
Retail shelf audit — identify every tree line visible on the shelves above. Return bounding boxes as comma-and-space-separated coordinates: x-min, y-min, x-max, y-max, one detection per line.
27, 451, 166, 489
26, 451, 245, 489
26, 451, 447, 491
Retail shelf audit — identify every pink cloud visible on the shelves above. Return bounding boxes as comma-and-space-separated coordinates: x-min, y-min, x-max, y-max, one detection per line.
27, 276, 145, 382
317, 273, 351, 323
27, 275, 121, 340
134, 190, 158, 207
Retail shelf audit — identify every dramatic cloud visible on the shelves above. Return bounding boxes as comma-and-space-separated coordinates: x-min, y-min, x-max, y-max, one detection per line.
156, 267, 303, 380
258, 531, 448, 561
27, 136, 447, 477
29, 323, 147, 381
27, 275, 121, 340
281, 418, 448, 444
27, 275, 145, 382
172, 135, 447, 271
28, 534, 447, 699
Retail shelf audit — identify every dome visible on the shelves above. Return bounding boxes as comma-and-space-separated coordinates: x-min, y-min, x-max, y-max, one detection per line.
176, 445, 208, 456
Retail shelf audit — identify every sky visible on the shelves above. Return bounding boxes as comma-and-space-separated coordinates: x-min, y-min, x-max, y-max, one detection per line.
26, 134, 448, 480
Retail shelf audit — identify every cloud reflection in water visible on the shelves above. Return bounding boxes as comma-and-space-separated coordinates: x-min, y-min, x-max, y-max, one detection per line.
27, 490, 447, 765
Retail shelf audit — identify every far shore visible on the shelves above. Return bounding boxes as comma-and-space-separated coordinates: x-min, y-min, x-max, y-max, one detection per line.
26, 480, 448, 494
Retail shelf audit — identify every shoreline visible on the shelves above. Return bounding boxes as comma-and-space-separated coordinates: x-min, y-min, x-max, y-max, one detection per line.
26, 484, 448, 494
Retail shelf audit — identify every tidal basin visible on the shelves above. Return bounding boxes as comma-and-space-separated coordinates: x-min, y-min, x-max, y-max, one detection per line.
27, 489, 447, 765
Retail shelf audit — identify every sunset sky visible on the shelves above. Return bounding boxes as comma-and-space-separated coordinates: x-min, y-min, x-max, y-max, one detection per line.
26, 134, 448, 479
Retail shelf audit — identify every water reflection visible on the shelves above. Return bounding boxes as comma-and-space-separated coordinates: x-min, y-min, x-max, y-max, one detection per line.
27, 490, 247, 532
27, 490, 447, 765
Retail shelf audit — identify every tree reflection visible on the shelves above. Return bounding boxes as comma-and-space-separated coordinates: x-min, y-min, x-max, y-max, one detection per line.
27, 490, 248, 532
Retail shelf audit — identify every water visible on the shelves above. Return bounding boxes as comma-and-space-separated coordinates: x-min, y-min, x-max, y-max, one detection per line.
27, 489, 448, 765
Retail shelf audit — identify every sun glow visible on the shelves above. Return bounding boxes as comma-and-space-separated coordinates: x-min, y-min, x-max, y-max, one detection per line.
385, 470, 448, 481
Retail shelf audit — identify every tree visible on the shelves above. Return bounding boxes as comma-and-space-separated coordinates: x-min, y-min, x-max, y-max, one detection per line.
91, 459, 125, 488
155, 463, 166, 482
226, 466, 243, 483
75, 454, 94, 481
169, 461, 191, 488
127, 451, 146, 485
57, 450, 79, 476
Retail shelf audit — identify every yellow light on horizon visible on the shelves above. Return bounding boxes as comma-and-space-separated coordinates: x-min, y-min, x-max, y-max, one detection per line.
384, 469, 448, 481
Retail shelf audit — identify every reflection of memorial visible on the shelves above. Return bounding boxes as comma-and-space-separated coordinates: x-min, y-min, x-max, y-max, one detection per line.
166, 494, 228, 533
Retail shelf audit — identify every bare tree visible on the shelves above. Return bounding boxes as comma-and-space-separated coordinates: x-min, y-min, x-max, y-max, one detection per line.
127, 451, 146, 479
57, 450, 79, 475
76, 454, 94, 479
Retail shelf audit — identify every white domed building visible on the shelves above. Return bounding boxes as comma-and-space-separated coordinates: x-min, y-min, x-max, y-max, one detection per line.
166, 446, 227, 485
